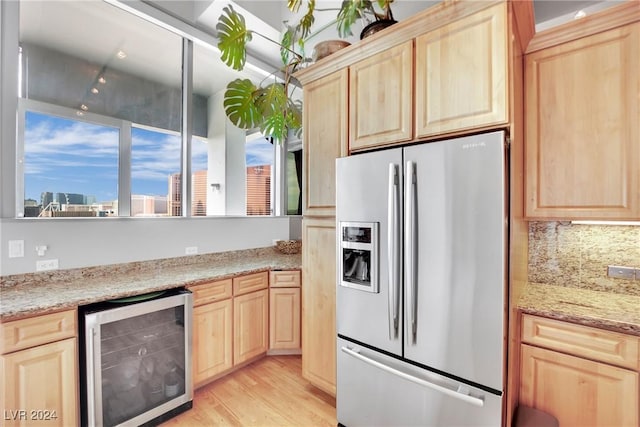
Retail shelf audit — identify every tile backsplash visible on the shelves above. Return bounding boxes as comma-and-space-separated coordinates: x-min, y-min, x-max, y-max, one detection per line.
528, 222, 640, 296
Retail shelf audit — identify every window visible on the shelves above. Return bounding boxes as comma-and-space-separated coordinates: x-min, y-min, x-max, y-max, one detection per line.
245, 136, 274, 216
22, 109, 120, 217
15, 0, 300, 218
287, 150, 302, 215
131, 126, 181, 217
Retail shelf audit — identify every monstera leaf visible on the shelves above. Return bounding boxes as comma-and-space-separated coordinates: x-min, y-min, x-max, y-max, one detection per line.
217, 5, 252, 71
255, 83, 287, 117
255, 83, 290, 143
337, 0, 373, 37
223, 79, 261, 129
280, 26, 297, 65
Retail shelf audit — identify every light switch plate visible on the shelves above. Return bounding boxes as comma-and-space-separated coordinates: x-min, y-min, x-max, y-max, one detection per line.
8, 240, 24, 258
607, 265, 635, 280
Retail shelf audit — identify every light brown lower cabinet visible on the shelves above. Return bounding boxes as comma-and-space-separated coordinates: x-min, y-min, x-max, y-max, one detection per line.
1, 310, 78, 427
192, 299, 233, 386
519, 315, 639, 427
269, 287, 301, 352
269, 270, 301, 354
233, 288, 269, 365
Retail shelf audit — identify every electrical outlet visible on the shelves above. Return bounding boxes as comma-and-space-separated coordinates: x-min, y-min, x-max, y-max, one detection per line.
8, 240, 24, 258
185, 246, 198, 255
607, 265, 635, 280
36, 259, 59, 271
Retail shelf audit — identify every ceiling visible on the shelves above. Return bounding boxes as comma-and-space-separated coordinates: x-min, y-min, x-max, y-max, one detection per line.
18, 0, 620, 100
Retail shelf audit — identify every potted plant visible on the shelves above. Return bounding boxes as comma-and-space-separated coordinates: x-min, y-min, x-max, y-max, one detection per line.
216, 0, 398, 143
216, 5, 304, 144
334, 0, 397, 39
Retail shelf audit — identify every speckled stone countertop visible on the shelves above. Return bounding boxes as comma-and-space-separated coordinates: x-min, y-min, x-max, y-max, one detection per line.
0, 247, 301, 322
518, 282, 640, 336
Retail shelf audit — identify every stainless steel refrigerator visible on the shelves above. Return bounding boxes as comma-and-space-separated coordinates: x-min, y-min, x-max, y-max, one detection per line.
336, 130, 508, 426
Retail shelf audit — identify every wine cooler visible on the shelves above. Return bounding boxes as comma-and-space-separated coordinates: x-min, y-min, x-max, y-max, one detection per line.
80, 288, 193, 426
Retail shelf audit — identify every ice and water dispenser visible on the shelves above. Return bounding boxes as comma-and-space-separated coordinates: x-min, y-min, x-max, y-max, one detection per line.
339, 222, 379, 293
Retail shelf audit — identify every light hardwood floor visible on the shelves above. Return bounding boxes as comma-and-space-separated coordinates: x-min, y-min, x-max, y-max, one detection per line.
162, 356, 336, 426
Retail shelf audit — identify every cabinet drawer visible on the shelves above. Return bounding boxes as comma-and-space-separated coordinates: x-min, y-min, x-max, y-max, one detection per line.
270, 270, 301, 288
189, 279, 232, 306
521, 314, 640, 370
233, 272, 269, 296
1, 309, 77, 354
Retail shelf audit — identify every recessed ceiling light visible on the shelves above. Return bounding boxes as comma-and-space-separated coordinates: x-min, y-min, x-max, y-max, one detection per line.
76, 111, 85, 116
116, 50, 127, 59
80, 104, 89, 111
91, 87, 99, 94
98, 76, 106, 84
574, 10, 586, 19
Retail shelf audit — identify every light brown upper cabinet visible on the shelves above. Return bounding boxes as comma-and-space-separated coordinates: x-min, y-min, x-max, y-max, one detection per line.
415, 3, 508, 138
349, 41, 413, 151
525, 22, 640, 219
303, 69, 348, 217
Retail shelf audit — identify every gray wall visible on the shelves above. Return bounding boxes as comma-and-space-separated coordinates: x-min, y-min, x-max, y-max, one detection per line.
0, 216, 295, 276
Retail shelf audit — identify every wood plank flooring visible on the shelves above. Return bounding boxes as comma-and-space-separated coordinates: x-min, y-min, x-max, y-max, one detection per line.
161, 356, 336, 426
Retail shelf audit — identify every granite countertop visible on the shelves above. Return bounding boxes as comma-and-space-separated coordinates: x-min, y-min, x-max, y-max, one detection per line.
518, 282, 640, 336
0, 247, 301, 322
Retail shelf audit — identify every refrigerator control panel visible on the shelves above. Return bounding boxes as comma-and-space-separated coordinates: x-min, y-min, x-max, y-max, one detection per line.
339, 222, 379, 293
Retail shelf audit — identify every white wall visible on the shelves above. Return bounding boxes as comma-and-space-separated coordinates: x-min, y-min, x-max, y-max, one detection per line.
0, 216, 294, 276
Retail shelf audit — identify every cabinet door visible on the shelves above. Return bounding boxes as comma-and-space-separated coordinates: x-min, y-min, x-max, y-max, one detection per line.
520, 344, 639, 427
303, 69, 348, 217
302, 217, 336, 396
192, 299, 233, 386
1, 338, 78, 427
269, 288, 301, 351
233, 289, 268, 365
525, 23, 640, 219
349, 41, 413, 151
415, 3, 507, 138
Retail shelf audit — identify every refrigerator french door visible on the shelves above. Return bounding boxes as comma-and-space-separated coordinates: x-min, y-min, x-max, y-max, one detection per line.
336, 130, 508, 426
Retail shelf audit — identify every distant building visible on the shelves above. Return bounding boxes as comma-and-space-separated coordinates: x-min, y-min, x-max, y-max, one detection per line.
192, 170, 207, 216
168, 171, 208, 216
41, 192, 53, 209
246, 165, 271, 215
55, 192, 85, 205
168, 173, 181, 216
131, 195, 168, 216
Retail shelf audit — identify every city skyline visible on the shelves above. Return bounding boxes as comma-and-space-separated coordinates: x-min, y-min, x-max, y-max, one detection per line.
24, 111, 274, 203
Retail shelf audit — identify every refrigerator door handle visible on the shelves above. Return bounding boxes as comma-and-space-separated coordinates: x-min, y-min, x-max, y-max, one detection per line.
405, 161, 417, 341
388, 163, 400, 338
341, 346, 485, 407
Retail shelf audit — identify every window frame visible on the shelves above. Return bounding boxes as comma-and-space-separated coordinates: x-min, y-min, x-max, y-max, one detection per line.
17, 98, 132, 217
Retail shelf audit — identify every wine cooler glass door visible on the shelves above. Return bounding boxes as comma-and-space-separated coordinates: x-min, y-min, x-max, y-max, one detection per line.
84, 291, 192, 427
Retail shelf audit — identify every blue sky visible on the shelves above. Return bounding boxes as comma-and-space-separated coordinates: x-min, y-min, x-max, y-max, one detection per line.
24, 111, 273, 202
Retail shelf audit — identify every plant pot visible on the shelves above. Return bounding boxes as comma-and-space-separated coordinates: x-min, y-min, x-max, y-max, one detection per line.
312, 40, 351, 62
360, 19, 397, 39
